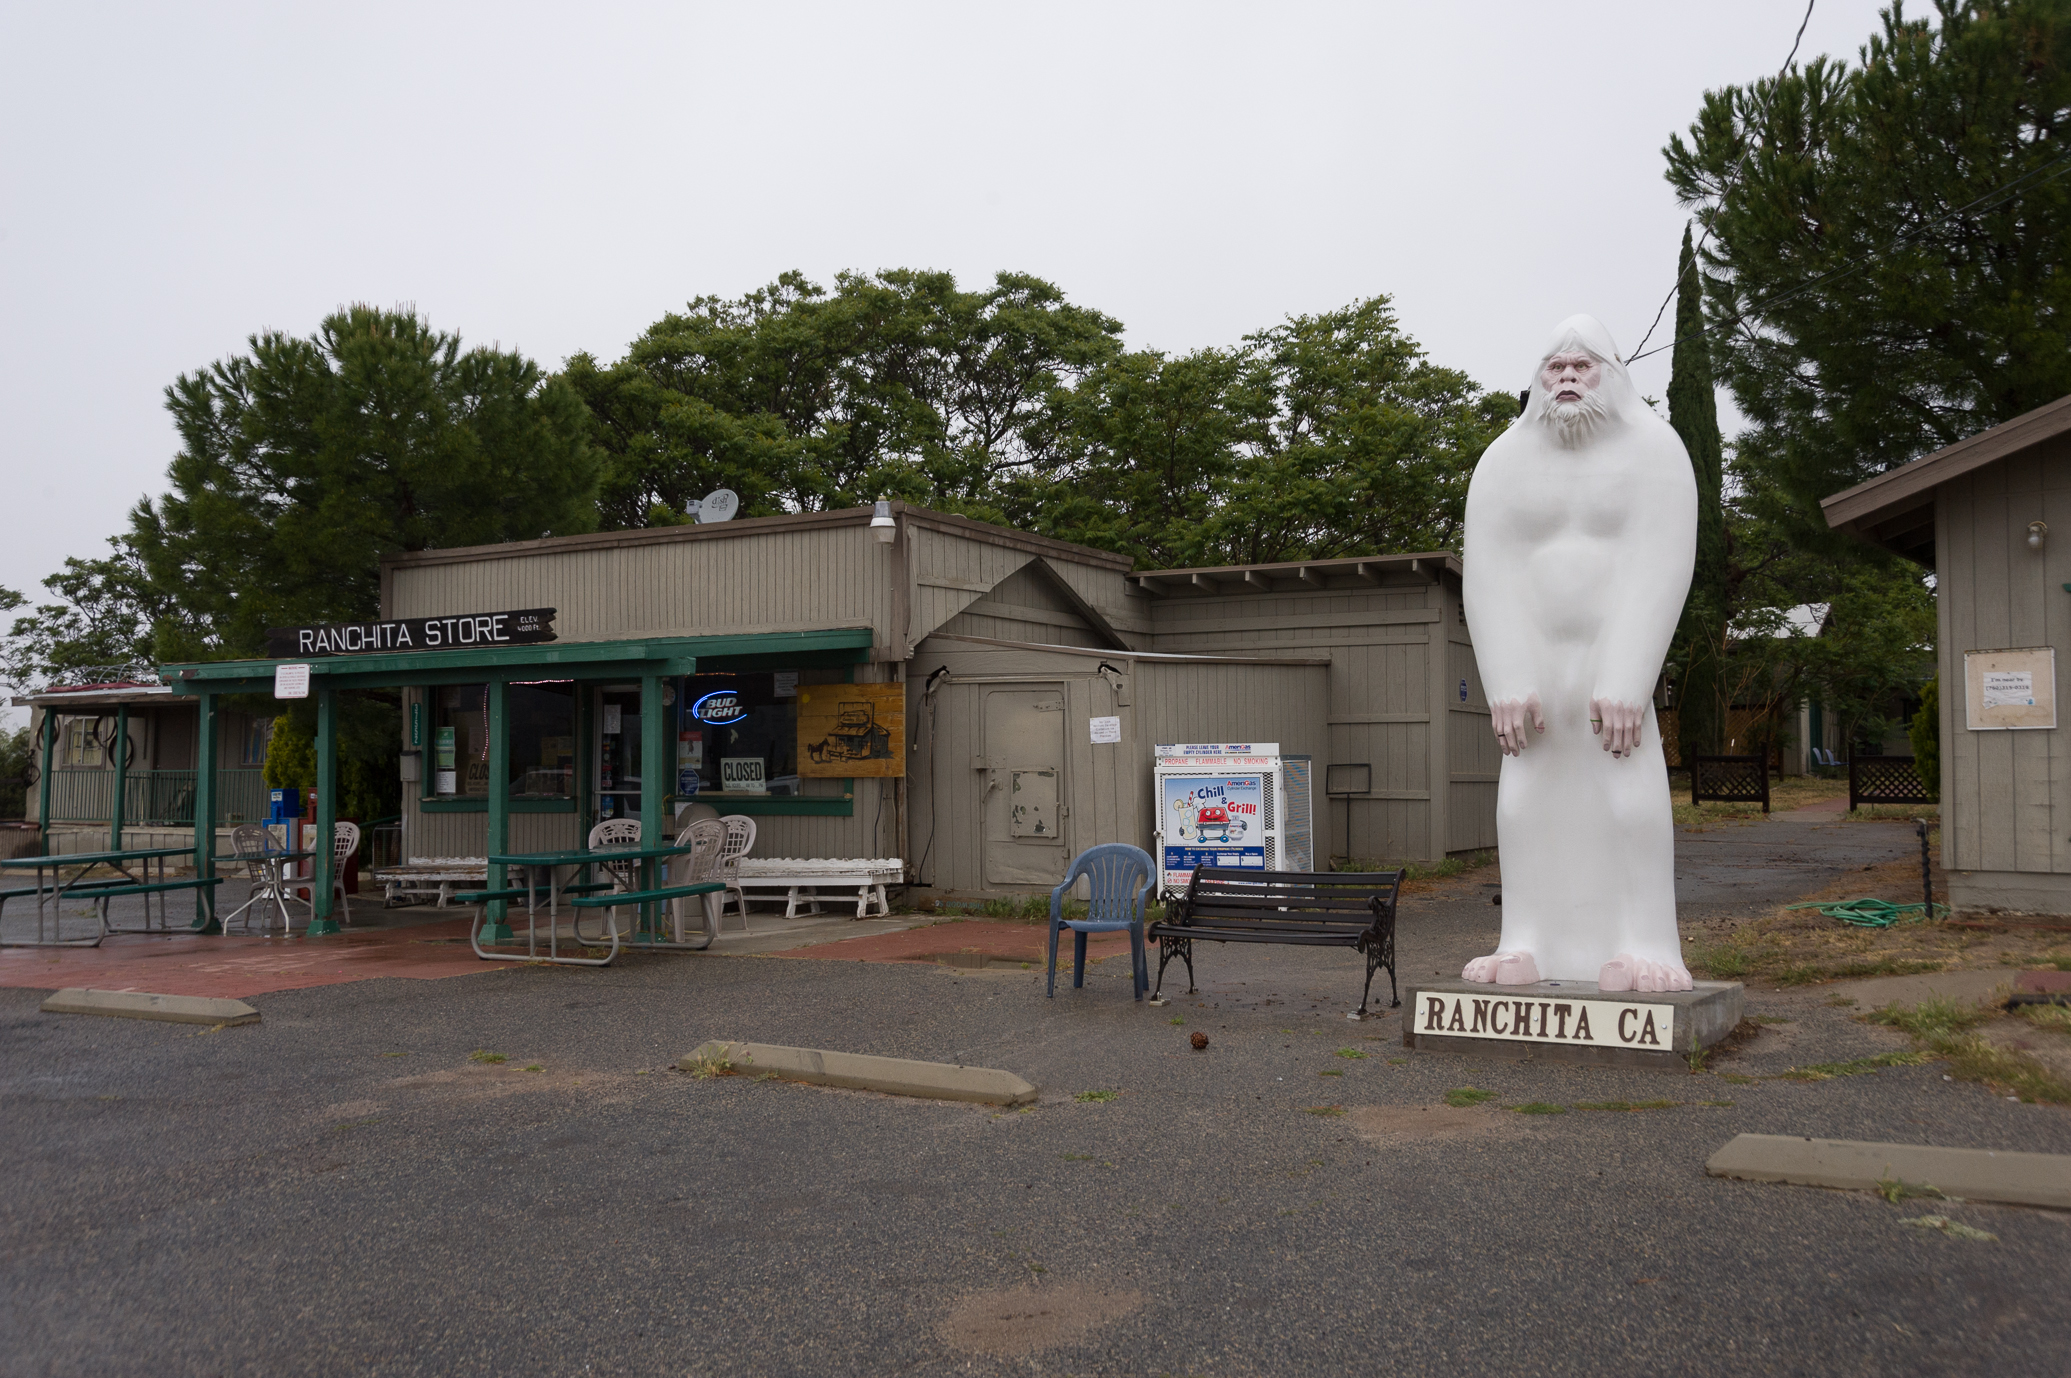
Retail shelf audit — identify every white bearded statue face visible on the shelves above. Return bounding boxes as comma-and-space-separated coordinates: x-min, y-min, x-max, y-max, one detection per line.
1522, 314, 1637, 449
1539, 349, 1610, 446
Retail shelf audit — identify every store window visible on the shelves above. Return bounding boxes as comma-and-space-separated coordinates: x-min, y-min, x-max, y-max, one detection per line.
241, 716, 273, 767
60, 717, 105, 768
680, 669, 844, 799
428, 683, 575, 798
509, 682, 576, 797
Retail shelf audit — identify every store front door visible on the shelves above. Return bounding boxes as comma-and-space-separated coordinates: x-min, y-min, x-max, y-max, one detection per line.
595, 685, 643, 826
982, 687, 1067, 887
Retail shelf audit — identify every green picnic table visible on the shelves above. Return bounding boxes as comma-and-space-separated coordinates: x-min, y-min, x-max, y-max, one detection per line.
472, 842, 722, 966
0, 846, 222, 947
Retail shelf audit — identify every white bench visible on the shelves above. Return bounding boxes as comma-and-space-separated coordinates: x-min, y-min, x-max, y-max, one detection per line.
373, 857, 489, 908
731, 858, 903, 919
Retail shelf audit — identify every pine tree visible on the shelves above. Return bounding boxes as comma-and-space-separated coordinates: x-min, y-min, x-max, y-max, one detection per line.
1669, 224, 1728, 763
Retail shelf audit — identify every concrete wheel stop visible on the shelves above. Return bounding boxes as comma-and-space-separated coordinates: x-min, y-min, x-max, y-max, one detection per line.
1401, 977, 1744, 1070
41, 988, 260, 1026
1707, 1134, 2071, 1210
681, 1040, 1036, 1105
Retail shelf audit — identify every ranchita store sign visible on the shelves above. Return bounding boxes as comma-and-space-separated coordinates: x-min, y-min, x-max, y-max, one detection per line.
266, 609, 557, 658
1412, 990, 1676, 1050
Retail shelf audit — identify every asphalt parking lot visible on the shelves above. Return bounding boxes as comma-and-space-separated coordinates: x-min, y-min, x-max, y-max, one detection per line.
3, 816, 2066, 1377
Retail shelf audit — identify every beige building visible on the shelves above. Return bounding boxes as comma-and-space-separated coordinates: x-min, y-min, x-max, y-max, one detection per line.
1824, 392, 2071, 913
26, 505, 1496, 895
379, 505, 1491, 891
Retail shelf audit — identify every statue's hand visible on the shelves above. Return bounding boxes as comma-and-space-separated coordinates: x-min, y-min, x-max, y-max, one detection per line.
1491, 693, 1545, 757
1590, 697, 1645, 758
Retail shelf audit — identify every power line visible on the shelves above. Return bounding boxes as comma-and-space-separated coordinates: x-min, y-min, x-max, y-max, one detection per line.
1626, 0, 1818, 363
1626, 139, 2071, 365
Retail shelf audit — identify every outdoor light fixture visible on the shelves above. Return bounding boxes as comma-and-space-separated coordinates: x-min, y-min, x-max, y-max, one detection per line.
2031, 520, 2049, 550
870, 498, 897, 544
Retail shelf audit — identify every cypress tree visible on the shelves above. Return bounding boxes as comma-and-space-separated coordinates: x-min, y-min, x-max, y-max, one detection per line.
1669, 224, 1728, 764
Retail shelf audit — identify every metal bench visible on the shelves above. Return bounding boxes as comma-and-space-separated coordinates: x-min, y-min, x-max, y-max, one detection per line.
1145, 867, 1404, 1019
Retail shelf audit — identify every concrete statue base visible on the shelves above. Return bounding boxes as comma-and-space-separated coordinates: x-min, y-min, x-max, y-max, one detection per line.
1402, 976, 1744, 1071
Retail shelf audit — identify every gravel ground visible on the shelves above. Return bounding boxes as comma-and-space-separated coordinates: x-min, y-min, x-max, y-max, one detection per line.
3, 816, 2065, 1377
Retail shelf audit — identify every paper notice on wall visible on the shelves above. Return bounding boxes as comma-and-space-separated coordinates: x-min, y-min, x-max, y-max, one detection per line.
274, 663, 311, 699
1964, 647, 2056, 730
601, 705, 622, 735
1089, 715, 1121, 744
1982, 670, 2036, 709
773, 671, 799, 697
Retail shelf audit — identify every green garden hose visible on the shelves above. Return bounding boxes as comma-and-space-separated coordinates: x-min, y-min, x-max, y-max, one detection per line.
1784, 897, 1950, 928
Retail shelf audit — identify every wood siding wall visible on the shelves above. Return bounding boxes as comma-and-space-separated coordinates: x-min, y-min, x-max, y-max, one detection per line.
1143, 574, 1489, 863
387, 526, 897, 647
1937, 436, 2071, 878
903, 636, 1327, 894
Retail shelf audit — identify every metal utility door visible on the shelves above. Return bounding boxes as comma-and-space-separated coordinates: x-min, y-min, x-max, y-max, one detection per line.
982, 688, 1068, 886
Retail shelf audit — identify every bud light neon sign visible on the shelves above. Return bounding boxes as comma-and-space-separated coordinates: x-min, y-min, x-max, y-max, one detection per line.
692, 690, 747, 725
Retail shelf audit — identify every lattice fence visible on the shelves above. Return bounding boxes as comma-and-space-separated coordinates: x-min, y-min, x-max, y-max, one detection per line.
1690, 755, 1770, 813
1848, 755, 1935, 811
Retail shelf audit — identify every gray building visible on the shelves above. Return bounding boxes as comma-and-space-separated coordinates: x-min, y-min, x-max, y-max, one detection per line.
26, 504, 1495, 892
1824, 392, 2071, 913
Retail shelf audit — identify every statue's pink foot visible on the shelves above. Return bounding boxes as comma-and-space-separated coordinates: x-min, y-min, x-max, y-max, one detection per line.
1598, 954, 1693, 993
1462, 951, 1541, 985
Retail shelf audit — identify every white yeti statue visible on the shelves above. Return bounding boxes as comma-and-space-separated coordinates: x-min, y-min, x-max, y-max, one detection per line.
1460, 314, 1697, 993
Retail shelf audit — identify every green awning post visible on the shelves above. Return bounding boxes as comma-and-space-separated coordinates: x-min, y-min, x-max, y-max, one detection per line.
308, 686, 341, 936
191, 692, 221, 932
36, 710, 55, 856
109, 704, 129, 851
640, 672, 666, 938
484, 678, 513, 944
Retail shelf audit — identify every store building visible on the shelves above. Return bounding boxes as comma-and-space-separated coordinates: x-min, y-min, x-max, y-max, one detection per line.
26, 504, 1496, 905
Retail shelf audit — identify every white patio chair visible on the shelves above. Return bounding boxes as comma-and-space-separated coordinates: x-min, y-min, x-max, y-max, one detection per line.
328, 821, 360, 926
670, 818, 727, 942
715, 815, 757, 923
578, 818, 642, 941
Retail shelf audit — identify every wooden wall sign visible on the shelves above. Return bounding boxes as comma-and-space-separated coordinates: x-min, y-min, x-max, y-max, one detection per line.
797, 682, 905, 778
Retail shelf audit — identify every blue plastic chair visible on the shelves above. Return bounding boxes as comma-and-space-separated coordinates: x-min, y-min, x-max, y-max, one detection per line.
1046, 844, 1155, 1000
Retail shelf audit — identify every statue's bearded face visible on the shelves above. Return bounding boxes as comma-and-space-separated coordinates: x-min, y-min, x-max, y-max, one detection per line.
1538, 350, 1610, 446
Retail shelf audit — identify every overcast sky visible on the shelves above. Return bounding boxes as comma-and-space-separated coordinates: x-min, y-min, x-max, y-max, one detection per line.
1, 0, 1893, 702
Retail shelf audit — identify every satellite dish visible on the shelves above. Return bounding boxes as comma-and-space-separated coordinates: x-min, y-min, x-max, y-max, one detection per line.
696, 488, 739, 524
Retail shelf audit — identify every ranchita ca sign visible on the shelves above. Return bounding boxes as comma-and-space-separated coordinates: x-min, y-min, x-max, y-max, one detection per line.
265, 609, 557, 658
1411, 990, 1676, 1050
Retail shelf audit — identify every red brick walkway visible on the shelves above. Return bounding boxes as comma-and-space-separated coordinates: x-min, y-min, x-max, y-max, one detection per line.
0, 918, 494, 999
766, 919, 1135, 964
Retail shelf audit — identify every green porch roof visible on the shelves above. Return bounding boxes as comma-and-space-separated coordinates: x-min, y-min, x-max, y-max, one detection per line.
157, 628, 874, 695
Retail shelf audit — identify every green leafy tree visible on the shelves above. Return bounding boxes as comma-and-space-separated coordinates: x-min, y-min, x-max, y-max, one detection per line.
1910, 674, 1941, 795
572, 270, 1124, 527
1664, 0, 2071, 550
129, 304, 601, 661
1004, 347, 1264, 566
1, 542, 168, 691
1010, 296, 1514, 567
0, 723, 30, 819
1667, 226, 1731, 762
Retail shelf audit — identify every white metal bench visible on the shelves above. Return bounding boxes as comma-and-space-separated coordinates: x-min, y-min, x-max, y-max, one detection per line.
731, 858, 903, 919
373, 857, 489, 907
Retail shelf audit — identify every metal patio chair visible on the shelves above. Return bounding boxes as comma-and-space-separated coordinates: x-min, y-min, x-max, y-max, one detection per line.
221, 823, 296, 936
1046, 843, 1155, 1000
